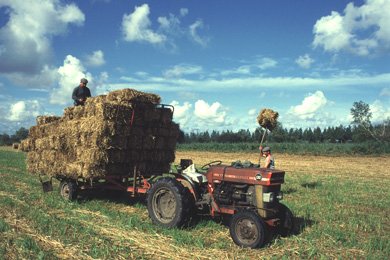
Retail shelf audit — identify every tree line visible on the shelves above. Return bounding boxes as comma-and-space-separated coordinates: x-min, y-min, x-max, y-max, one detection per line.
180, 123, 388, 144
0, 127, 29, 146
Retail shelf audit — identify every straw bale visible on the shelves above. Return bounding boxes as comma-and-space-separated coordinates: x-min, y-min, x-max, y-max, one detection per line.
106, 88, 161, 105
257, 108, 279, 131
19, 139, 34, 152
36, 115, 61, 125
12, 143, 19, 149
24, 88, 179, 180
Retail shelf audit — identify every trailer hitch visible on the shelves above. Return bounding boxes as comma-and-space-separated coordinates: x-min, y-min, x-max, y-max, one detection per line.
39, 174, 53, 192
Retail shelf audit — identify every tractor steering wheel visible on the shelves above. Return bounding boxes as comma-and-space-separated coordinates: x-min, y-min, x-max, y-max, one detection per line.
201, 160, 222, 170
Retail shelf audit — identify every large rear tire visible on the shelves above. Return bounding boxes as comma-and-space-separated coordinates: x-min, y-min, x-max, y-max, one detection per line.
147, 177, 192, 228
60, 180, 77, 201
277, 203, 294, 237
230, 210, 266, 248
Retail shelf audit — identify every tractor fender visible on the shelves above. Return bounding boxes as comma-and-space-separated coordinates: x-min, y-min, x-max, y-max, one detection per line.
173, 173, 199, 201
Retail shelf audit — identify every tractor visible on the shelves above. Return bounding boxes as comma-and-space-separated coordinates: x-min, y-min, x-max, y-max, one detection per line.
147, 159, 294, 248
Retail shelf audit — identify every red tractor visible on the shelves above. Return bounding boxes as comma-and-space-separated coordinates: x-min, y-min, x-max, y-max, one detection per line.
146, 159, 294, 248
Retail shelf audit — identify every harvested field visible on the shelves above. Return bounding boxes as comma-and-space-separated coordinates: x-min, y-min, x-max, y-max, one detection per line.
1, 147, 389, 259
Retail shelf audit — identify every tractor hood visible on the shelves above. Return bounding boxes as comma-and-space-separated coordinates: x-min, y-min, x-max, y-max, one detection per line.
205, 165, 285, 186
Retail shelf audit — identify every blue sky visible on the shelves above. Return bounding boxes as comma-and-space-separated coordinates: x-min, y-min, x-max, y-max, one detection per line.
0, 0, 389, 134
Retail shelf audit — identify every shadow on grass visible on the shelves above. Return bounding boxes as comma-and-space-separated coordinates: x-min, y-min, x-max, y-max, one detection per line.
300, 181, 322, 189
77, 189, 147, 206
283, 187, 298, 194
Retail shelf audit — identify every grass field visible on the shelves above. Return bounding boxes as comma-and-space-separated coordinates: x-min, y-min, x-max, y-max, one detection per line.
0, 146, 389, 259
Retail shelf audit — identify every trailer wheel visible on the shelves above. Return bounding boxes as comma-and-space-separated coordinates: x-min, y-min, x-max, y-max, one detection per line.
60, 180, 77, 201
277, 204, 294, 237
230, 210, 266, 248
147, 178, 191, 228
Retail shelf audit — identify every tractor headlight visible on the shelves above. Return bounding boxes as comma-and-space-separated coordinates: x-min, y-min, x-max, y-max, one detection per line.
263, 192, 283, 202
263, 192, 275, 203
255, 173, 262, 181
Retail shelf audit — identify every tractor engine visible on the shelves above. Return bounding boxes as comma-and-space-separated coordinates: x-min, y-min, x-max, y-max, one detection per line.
213, 183, 255, 206
205, 165, 285, 218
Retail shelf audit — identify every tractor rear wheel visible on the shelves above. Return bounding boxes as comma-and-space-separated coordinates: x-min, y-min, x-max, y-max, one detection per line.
230, 210, 266, 248
277, 203, 294, 237
60, 180, 77, 201
147, 177, 192, 228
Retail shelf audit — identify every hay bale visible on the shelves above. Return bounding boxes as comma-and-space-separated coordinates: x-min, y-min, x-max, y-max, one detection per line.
257, 108, 279, 131
12, 143, 19, 149
106, 88, 161, 105
24, 88, 179, 180
36, 116, 61, 125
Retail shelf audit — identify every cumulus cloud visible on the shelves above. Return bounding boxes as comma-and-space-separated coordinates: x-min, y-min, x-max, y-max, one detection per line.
122, 4, 166, 44
170, 100, 192, 126
8, 100, 40, 122
194, 100, 226, 123
85, 50, 105, 67
189, 20, 209, 47
0, 0, 85, 74
288, 91, 328, 119
313, 0, 390, 56
163, 64, 203, 78
296, 54, 315, 69
370, 100, 390, 124
50, 55, 92, 105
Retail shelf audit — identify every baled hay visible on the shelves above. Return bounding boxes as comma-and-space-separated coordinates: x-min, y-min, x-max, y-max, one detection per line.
36, 115, 61, 125
106, 88, 161, 105
257, 108, 279, 131
25, 87, 179, 179
12, 143, 19, 149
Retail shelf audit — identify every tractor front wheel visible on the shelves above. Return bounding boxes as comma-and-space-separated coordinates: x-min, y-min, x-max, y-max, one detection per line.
60, 180, 77, 201
230, 210, 266, 248
147, 178, 192, 228
277, 203, 294, 237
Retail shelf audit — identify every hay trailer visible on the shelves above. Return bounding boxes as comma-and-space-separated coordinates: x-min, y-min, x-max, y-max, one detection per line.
53, 157, 294, 249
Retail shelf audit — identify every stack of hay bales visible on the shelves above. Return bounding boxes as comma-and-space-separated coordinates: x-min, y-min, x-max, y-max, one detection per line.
21, 88, 179, 180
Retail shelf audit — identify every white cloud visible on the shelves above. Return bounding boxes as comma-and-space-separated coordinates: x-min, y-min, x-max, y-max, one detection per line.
8, 100, 40, 122
380, 87, 390, 97
170, 100, 192, 127
50, 55, 92, 105
85, 50, 105, 67
189, 20, 208, 47
0, 0, 85, 74
288, 91, 328, 119
313, 0, 390, 56
257, 57, 277, 70
163, 64, 203, 78
296, 54, 315, 69
248, 109, 257, 116
180, 8, 189, 17
122, 4, 166, 44
194, 100, 226, 123
370, 100, 390, 124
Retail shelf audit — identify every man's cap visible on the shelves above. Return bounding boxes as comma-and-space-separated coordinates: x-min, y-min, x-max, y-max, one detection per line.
262, 146, 271, 152
80, 78, 88, 84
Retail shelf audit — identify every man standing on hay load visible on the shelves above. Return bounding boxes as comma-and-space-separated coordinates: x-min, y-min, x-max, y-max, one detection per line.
72, 78, 91, 106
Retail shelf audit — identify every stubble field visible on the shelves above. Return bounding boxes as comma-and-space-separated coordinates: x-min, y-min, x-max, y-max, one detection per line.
0, 147, 389, 259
